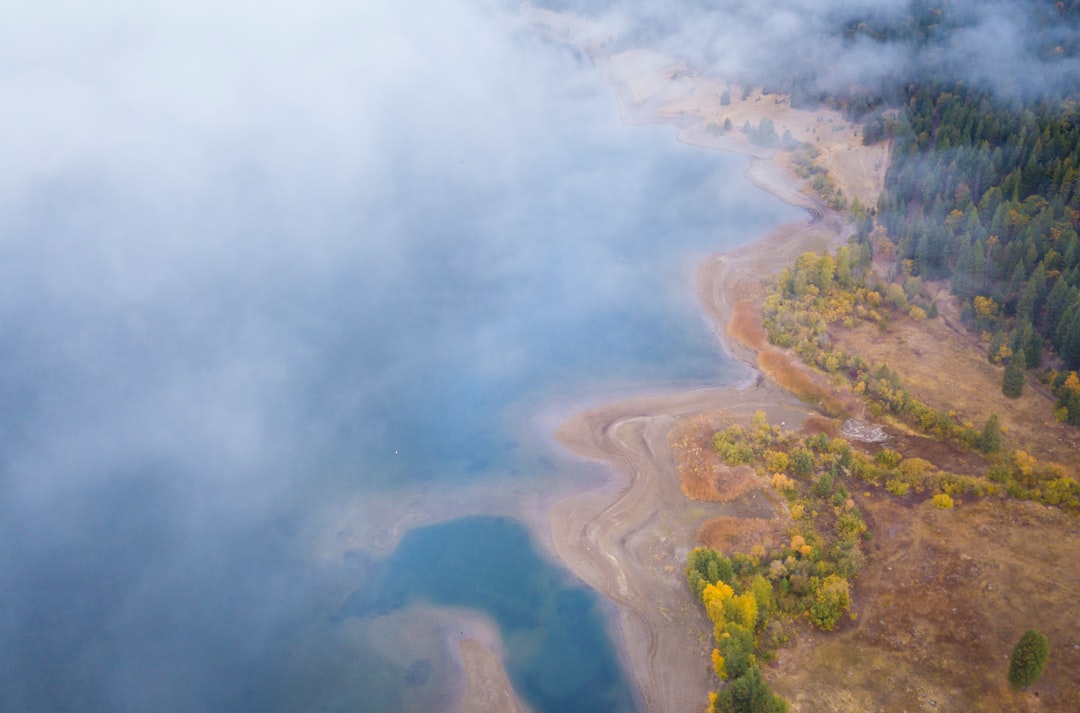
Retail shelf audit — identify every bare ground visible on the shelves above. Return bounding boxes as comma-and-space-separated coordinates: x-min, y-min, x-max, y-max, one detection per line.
458, 639, 529, 713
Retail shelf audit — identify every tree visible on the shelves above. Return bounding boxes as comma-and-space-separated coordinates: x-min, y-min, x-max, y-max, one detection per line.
717, 623, 755, 679
1056, 372, 1080, 425
687, 549, 735, 596
977, 414, 1003, 453
1008, 630, 1049, 688
808, 574, 850, 630
1002, 351, 1026, 398
711, 664, 788, 713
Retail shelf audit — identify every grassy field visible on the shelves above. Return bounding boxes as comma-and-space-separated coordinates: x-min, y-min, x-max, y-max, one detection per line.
830, 292, 1080, 478
772, 494, 1080, 713
673, 274, 1080, 712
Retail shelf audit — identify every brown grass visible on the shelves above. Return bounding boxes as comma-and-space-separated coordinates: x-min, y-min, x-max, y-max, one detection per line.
697, 516, 787, 555
757, 348, 852, 418
727, 299, 769, 351
668, 413, 763, 502
829, 299, 1080, 477
798, 414, 842, 438
772, 495, 1080, 713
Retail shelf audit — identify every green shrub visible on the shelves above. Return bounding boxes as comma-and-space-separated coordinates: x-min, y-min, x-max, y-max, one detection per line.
1008, 630, 1049, 689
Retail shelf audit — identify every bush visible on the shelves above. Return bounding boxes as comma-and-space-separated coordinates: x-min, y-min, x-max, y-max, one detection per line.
1008, 630, 1049, 689
932, 493, 954, 509
788, 448, 815, 477
808, 574, 850, 630
886, 478, 910, 496
875, 448, 902, 468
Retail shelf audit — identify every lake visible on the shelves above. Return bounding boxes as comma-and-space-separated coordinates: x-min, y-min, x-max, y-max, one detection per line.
0, 2, 797, 711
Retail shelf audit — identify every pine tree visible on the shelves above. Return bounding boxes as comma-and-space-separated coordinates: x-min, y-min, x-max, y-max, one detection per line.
977, 414, 1003, 453
1025, 333, 1042, 369
1008, 630, 1049, 689
1003, 351, 1026, 398
713, 664, 789, 713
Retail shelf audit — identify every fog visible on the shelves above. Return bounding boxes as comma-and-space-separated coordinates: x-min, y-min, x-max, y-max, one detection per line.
569, 0, 1080, 100
0, 1, 795, 711
13, 0, 1071, 710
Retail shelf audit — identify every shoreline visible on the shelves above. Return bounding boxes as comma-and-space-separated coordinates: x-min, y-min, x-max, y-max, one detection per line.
534, 14, 880, 712
441, 9, 888, 711
548, 169, 844, 712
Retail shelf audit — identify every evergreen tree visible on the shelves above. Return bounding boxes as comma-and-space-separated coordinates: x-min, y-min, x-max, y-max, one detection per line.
977, 414, 1003, 453
712, 665, 789, 713
1003, 351, 1026, 398
1008, 630, 1049, 689
1056, 302, 1080, 370
1042, 280, 1072, 333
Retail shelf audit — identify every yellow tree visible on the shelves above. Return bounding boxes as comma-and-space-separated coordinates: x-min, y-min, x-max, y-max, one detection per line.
702, 581, 734, 632
711, 648, 727, 679
724, 592, 759, 630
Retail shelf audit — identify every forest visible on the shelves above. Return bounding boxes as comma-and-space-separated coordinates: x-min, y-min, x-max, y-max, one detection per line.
842, 0, 1080, 421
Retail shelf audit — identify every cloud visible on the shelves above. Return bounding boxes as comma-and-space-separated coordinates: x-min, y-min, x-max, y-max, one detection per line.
581, 0, 1080, 101
0, 1, 605, 710
0, 0, 786, 710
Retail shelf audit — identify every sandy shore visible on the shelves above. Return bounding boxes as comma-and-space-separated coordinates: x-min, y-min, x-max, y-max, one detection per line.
439, 9, 889, 712
524, 9, 887, 713
548, 198, 843, 713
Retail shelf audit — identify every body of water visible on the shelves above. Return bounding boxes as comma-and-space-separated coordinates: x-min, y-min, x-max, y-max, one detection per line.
0, 2, 798, 711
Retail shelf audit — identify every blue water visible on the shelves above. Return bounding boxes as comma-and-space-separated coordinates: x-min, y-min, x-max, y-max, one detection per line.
345, 517, 637, 713
0, 2, 799, 712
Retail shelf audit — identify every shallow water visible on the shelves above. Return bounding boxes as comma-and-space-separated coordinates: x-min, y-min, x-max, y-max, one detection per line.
0, 2, 798, 711
343, 517, 638, 713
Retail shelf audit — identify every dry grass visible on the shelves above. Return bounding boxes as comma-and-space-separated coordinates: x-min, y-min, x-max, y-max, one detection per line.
697, 516, 787, 555
757, 348, 852, 418
727, 299, 769, 351
669, 413, 763, 502
798, 414, 842, 439
830, 304, 1080, 477
772, 495, 1080, 713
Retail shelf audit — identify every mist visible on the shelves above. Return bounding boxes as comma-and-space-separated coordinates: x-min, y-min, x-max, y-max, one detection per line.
560, 0, 1080, 101
0, 1, 802, 711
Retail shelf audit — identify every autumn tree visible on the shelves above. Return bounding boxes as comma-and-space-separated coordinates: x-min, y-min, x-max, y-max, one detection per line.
808, 574, 850, 630
1055, 372, 1080, 424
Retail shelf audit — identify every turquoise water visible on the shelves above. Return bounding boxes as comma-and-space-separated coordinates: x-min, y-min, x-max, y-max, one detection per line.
0, 2, 799, 711
345, 517, 637, 713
